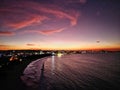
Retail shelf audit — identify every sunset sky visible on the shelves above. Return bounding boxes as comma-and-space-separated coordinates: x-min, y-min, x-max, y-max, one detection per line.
0, 0, 120, 50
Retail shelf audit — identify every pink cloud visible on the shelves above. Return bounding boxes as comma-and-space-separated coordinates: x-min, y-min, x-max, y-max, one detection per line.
0, 0, 80, 34
25, 28, 65, 35
0, 6, 48, 30
33, 6, 79, 26
7, 16, 48, 29
39, 28, 65, 35
0, 31, 15, 36
11, 1, 80, 26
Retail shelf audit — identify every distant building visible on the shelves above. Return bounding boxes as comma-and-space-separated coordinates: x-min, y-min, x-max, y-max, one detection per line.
81, 51, 87, 54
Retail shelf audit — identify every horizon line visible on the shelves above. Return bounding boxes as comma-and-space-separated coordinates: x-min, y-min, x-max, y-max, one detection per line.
0, 48, 120, 51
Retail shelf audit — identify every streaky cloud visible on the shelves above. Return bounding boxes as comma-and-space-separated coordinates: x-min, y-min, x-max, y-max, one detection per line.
0, 31, 15, 36
16, 1, 80, 26
0, 44, 22, 50
26, 44, 35, 46
25, 28, 65, 35
36, 7, 80, 26
7, 16, 48, 29
0, 0, 80, 35
0, 45, 8, 50
39, 28, 65, 35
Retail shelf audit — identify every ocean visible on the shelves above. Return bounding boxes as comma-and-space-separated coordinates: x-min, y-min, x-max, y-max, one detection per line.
21, 53, 120, 90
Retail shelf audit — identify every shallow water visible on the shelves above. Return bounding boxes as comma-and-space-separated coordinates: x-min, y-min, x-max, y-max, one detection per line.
22, 53, 120, 90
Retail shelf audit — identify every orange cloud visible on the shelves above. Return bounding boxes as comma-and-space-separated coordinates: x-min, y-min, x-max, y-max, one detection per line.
0, 31, 15, 36
0, 45, 8, 47
25, 28, 65, 35
0, 44, 26, 50
26, 44, 35, 46
0, 45, 8, 50
0, 45, 14, 50
7, 16, 48, 29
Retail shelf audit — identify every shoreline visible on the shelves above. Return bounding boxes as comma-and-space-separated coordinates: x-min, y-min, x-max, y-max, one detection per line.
0, 54, 51, 90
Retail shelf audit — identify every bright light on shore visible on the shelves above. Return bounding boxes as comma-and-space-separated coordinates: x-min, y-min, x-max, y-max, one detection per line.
57, 53, 63, 57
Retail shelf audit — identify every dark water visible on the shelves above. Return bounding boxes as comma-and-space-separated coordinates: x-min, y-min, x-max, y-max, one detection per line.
22, 53, 120, 90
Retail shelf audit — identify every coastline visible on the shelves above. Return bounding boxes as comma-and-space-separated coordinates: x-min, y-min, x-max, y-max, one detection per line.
0, 54, 51, 90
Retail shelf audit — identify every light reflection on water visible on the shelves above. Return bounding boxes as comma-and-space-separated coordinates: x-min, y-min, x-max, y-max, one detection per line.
51, 56, 55, 75
22, 53, 120, 90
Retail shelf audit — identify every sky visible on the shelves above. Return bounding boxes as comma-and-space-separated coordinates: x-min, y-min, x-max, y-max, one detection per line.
0, 0, 120, 50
